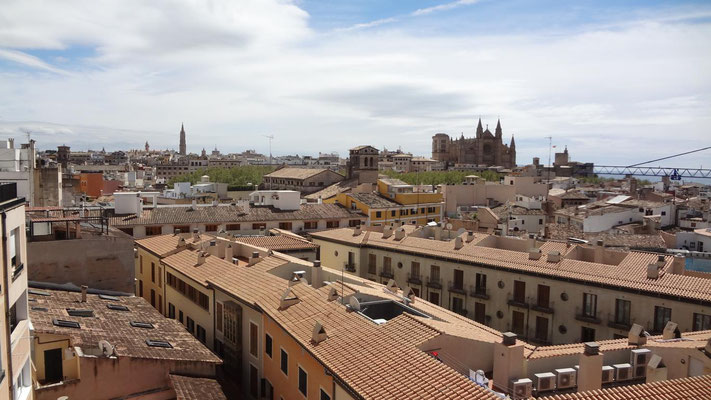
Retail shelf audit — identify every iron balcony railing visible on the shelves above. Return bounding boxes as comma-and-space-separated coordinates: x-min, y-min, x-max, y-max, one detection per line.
470, 285, 489, 300
407, 273, 422, 285
575, 306, 601, 324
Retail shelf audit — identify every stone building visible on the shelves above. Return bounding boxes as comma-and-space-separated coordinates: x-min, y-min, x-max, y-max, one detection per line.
432, 118, 516, 169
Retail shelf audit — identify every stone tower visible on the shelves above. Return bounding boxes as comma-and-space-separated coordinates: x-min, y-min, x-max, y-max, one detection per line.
179, 123, 186, 155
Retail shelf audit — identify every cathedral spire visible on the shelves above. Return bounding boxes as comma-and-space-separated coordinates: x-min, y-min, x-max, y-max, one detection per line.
495, 118, 502, 137
179, 123, 186, 155
476, 118, 483, 137
510, 134, 515, 148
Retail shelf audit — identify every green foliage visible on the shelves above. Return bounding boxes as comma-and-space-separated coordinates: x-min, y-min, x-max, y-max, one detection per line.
380, 169, 502, 185
167, 165, 277, 188
576, 175, 615, 185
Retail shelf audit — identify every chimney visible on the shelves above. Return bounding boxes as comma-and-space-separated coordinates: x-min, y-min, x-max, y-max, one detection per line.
208, 240, 219, 256
454, 236, 463, 250
224, 244, 234, 262
547, 251, 561, 263
248, 251, 261, 266
192, 229, 200, 242
382, 225, 393, 239
317, 196, 323, 204
312, 260, 323, 289
647, 263, 660, 279
578, 342, 604, 392
394, 227, 405, 240
528, 248, 542, 260
353, 225, 362, 236
176, 237, 186, 248
191, 199, 197, 210
196, 251, 207, 266
493, 332, 524, 393
670, 254, 685, 274
312, 321, 328, 344
594, 239, 604, 263
135, 195, 142, 218
81, 285, 88, 302
465, 230, 475, 243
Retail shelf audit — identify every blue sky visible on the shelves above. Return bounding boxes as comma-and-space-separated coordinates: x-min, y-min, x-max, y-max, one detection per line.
0, 0, 709, 168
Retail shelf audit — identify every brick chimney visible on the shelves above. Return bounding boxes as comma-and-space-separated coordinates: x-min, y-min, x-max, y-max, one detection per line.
578, 342, 604, 392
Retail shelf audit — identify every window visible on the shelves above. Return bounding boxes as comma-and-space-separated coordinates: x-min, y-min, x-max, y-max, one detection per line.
168, 303, 175, 319
205, 224, 218, 232
146, 339, 172, 348
280, 348, 288, 375
151, 263, 155, 282
215, 302, 223, 331
582, 293, 597, 318
265, 333, 273, 358
383, 256, 392, 273
250, 322, 259, 357
250, 364, 259, 398
253, 223, 267, 230
298, 367, 308, 396
349, 219, 360, 227
326, 220, 339, 228
145, 226, 162, 236
581, 326, 595, 342
475, 273, 487, 292
139, 280, 143, 297
537, 285, 550, 308
320, 389, 331, 400
179, 310, 183, 323
539, 218, 543, 225
53, 319, 80, 329
66, 308, 94, 317
410, 262, 420, 277
130, 321, 154, 329
107, 304, 129, 311
139, 255, 143, 274
158, 267, 162, 288
375, 211, 382, 218
535, 316, 548, 342
453, 269, 464, 290
150, 289, 156, 307
511, 311, 525, 335
187, 317, 195, 334
224, 303, 242, 345
430, 265, 440, 281
614, 299, 631, 326
368, 254, 377, 274
693, 313, 711, 331
197, 325, 206, 343
304, 221, 318, 230
226, 224, 240, 231
279, 222, 292, 230
174, 225, 190, 234
158, 295, 162, 314
654, 306, 672, 332
513, 280, 526, 303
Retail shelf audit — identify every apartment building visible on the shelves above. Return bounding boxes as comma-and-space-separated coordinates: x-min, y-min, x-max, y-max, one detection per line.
440, 175, 548, 216
110, 190, 366, 238
0, 183, 32, 400
311, 225, 711, 346
554, 196, 674, 233
28, 287, 223, 400
328, 178, 444, 226
262, 168, 345, 194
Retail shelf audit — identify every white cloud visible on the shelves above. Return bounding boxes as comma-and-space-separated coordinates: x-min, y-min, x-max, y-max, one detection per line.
0, 49, 70, 75
0, 1, 709, 167
412, 0, 480, 17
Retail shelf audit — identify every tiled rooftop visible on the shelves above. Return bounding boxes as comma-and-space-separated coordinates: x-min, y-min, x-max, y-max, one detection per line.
540, 374, 711, 400
264, 167, 341, 180
311, 228, 711, 304
232, 235, 318, 251
347, 192, 400, 208
135, 232, 212, 256
169, 374, 227, 400
29, 288, 221, 363
110, 203, 364, 226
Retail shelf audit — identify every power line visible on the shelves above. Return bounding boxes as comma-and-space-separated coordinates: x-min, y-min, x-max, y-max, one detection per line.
627, 146, 711, 168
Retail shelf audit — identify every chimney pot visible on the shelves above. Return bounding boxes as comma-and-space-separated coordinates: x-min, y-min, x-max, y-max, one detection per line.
584, 342, 600, 355
502, 331, 517, 346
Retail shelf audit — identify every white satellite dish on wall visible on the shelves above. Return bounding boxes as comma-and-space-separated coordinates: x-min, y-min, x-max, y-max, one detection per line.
98, 340, 115, 357
446, 223, 453, 230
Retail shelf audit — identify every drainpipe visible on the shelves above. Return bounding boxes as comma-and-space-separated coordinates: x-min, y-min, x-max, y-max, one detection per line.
2, 210, 15, 397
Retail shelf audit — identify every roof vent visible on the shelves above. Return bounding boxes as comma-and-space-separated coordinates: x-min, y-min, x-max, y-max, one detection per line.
394, 227, 405, 240
656, 255, 666, 268
662, 321, 679, 340
628, 323, 648, 346
547, 251, 561, 263
529, 248, 542, 260
248, 251, 261, 267
382, 226, 393, 239
502, 332, 517, 346
584, 342, 600, 355
386, 279, 398, 292
177, 237, 186, 248
454, 236, 463, 250
404, 286, 416, 303
289, 271, 306, 286
173, 229, 181, 236
353, 225, 362, 236
279, 287, 300, 310
327, 287, 339, 301
647, 263, 662, 279
311, 321, 328, 344
196, 251, 207, 266
192, 229, 200, 242
465, 230, 475, 243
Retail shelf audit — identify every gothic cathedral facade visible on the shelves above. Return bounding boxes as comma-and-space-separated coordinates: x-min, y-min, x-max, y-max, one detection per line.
432, 118, 516, 169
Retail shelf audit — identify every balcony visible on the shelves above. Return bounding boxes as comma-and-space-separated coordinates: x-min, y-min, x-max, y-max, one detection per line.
575, 307, 601, 324
470, 286, 490, 300
379, 269, 394, 279
507, 294, 529, 308
426, 276, 442, 289
12, 263, 24, 282
448, 280, 467, 295
367, 266, 377, 276
407, 273, 422, 285
530, 298, 555, 314
607, 314, 633, 331
344, 262, 356, 273
453, 308, 468, 317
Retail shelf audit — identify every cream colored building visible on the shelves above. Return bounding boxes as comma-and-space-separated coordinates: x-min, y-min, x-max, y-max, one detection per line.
0, 183, 32, 400
311, 225, 711, 346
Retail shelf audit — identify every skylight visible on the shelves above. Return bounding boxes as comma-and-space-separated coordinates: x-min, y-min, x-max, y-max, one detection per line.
99, 294, 120, 301
53, 319, 80, 329
130, 321, 154, 329
67, 308, 94, 317
29, 289, 50, 296
107, 304, 129, 311
146, 339, 172, 348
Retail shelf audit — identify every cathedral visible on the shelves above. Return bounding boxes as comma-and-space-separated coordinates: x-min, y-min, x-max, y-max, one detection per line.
432, 118, 516, 169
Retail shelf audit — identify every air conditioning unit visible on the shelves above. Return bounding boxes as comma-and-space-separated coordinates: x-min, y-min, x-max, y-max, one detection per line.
614, 363, 632, 381
601, 365, 615, 384
534, 372, 556, 393
634, 364, 646, 379
510, 378, 532, 399
631, 348, 651, 366
555, 368, 577, 389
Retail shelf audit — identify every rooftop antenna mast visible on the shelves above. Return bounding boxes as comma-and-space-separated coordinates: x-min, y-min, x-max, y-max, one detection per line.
263, 134, 274, 166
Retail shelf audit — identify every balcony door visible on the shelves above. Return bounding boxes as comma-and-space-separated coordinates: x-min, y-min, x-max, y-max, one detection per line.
537, 285, 550, 308
44, 348, 63, 383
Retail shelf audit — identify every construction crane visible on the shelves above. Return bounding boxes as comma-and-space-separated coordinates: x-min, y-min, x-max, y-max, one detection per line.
593, 146, 711, 179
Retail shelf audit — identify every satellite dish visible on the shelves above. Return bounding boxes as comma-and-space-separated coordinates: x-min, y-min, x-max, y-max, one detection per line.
98, 340, 115, 357
446, 223, 453, 230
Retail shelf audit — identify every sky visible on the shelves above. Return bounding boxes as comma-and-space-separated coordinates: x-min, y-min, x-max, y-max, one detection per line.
0, 0, 709, 167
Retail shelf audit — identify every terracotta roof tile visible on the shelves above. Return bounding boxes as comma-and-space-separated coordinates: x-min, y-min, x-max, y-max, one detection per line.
169, 374, 227, 400
541, 375, 711, 400
232, 235, 318, 251
265, 167, 342, 180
